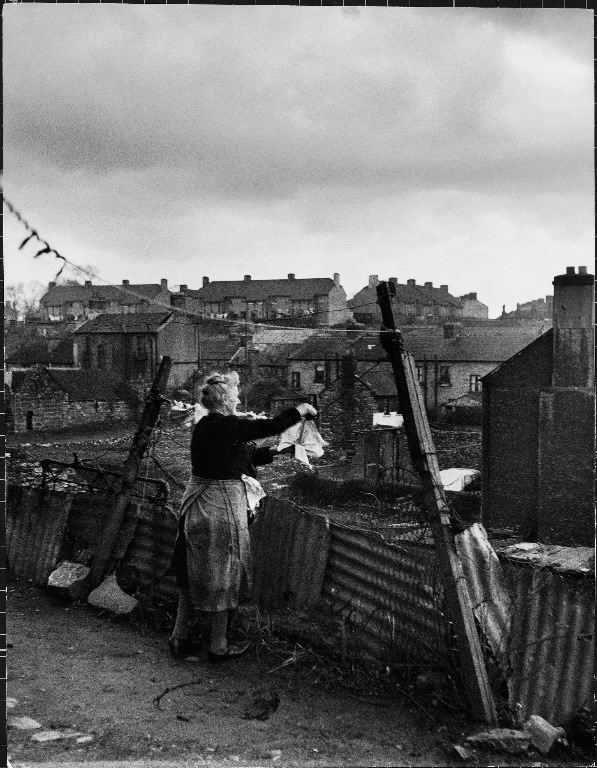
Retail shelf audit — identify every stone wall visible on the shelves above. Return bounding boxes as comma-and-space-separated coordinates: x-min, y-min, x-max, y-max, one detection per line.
8, 390, 134, 433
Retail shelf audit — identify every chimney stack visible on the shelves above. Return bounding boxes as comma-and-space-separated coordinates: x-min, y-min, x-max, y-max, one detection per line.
389, 276, 398, 284
85, 280, 92, 288
552, 266, 594, 388
122, 279, 129, 287
440, 284, 448, 293
203, 276, 210, 287
407, 279, 416, 287
244, 275, 252, 282
179, 284, 188, 293
161, 278, 168, 289
333, 272, 340, 285
368, 274, 379, 288
288, 273, 295, 281
48, 281, 56, 289
424, 282, 433, 289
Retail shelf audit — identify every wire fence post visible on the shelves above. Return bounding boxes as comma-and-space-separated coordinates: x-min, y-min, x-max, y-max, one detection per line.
376, 281, 497, 725
89, 355, 172, 585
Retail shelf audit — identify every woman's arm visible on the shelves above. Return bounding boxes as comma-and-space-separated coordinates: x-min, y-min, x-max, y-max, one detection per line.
236, 407, 302, 442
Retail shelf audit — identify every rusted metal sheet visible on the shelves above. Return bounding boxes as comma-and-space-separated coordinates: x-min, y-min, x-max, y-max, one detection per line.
6, 485, 73, 584
456, 523, 512, 665
250, 497, 331, 611
500, 550, 594, 726
322, 522, 450, 663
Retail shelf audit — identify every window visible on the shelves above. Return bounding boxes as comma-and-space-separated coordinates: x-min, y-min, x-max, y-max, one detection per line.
291, 371, 301, 389
314, 364, 325, 384
469, 374, 482, 392
97, 343, 106, 371
416, 364, 424, 383
439, 366, 452, 387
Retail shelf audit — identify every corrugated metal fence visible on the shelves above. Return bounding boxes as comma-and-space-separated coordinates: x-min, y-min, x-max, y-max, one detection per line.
6, 484, 594, 725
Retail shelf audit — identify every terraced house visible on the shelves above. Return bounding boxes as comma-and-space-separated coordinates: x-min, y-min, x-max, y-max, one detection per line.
39, 278, 172, 322
181, 273, 352, 326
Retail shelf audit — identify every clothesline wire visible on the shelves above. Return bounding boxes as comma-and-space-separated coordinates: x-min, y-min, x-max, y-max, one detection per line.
3, 192, 390, 336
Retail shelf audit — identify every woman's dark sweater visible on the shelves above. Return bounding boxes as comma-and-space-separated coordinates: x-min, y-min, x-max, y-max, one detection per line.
191, 408, 302, 480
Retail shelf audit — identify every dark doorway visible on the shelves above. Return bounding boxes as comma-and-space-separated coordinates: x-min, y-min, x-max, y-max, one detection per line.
26, 410, 34, 430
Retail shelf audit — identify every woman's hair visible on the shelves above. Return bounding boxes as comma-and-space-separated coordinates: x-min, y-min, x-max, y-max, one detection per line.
200, 371, 240, 412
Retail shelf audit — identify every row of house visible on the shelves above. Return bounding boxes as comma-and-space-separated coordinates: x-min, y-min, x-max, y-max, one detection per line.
31, 272, 488, 328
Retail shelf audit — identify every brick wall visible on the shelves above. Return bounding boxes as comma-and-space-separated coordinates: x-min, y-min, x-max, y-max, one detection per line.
8, 390, 134, 433
319, 378, 379, 455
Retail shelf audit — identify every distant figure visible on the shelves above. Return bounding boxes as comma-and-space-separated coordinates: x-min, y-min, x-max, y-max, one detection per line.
169, 371, 316, 662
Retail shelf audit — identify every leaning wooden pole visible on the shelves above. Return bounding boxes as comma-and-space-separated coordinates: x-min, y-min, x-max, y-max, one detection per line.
376, 282, 497, 725
89, 356, 172, 586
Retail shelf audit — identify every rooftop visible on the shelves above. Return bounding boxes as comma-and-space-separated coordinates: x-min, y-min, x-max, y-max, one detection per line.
73, 312, 174, 334
194, 277, 338, 303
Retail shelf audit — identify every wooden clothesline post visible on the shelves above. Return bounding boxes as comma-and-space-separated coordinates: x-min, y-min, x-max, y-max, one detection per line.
89, 355, 172, 586
376, 281, 497, 725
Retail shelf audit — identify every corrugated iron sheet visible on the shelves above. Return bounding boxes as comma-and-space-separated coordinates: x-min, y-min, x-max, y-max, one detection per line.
124, 508, 179, 604
502, 557, 594, 726
250, 497, 331, 611
6, 485, 73, 584
456, 523, 512, 664
322, 522, 450, 663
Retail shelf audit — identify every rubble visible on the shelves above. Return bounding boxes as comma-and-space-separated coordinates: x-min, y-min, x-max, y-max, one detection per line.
47, 561, 91, 600
31, 730, 85, 742
87, 573, 139, 615
524, 715, 567, 754
465, 728, 531, 754
8, 716, 41, 730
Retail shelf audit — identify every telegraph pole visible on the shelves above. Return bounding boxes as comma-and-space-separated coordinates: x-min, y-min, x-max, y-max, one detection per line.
376, 282, 497, 725
89, 356, 172, 585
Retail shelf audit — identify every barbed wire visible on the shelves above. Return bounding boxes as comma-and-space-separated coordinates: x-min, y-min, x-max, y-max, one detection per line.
2, 192, 390, 335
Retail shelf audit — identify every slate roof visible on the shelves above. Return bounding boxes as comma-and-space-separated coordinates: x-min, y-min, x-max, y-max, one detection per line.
6, 337, 74, 367
358, 366, 398, 397
349, 282, 462, 311
288, 334, 354, 361
73, 312, 174, 334
46, 369, 137, 402
41, 283, 169, 305
200, 338, 241, 362
195, 278, 337, 302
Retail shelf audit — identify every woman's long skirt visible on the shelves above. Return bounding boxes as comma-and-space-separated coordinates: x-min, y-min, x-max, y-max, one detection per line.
173, 477, 251, 612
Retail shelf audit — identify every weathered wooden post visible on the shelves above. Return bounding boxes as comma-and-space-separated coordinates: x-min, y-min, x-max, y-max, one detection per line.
89, 356, 172, 586
376, 281, 497, 725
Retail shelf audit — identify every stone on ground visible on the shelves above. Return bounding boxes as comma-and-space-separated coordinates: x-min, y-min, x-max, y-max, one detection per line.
465, 728, 531, 754
87, 573, 138, 615
48, 561, 91, 600
9, 716, 41, 730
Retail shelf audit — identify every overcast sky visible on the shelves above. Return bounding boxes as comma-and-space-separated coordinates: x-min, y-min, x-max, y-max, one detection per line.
3, 6, 593, 318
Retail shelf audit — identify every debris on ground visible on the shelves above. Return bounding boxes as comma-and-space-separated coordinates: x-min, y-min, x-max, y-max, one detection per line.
87, 573, 139, 615
243, 688, 280, 721
465, 727, 531, 754
524, 715, 567, 754
452, 743, 476, 761
47, 561, 91, 600
6, 698, 19, 709
30, 730, 86, 742
8, 716, 41, 730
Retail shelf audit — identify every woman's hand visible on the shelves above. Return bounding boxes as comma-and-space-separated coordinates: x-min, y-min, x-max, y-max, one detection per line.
296, 402, 318, 418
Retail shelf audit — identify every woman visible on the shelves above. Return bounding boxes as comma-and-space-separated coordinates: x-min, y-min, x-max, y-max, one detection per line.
170, 371, 316, 662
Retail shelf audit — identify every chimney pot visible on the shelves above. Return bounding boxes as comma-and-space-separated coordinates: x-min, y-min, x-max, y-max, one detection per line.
288, 273, 295, 281
566, 266, 575, 275
203, 276, 210, 287
244, 275, 251, 282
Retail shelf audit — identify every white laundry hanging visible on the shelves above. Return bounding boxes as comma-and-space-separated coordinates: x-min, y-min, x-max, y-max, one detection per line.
277, 419, 328, 467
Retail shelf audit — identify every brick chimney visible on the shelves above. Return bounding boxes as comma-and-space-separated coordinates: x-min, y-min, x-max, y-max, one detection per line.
389, 276, 398, 284
407, 279, 416, 287
179, 284, 188, 293
443, 322, 462, 339
552, 266, 594, 388
48, 281, 56, 289
333, 272, 340, 285
203, 276, 210, 287
122, 279, 129, 287
288, 273, 295, 281
244, 275, 252, 282
368, 275, 379, 288
440, 284, 448, 293
161, 278, 168, 289
85, 280, 92, 288
424, 282, 433, 289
